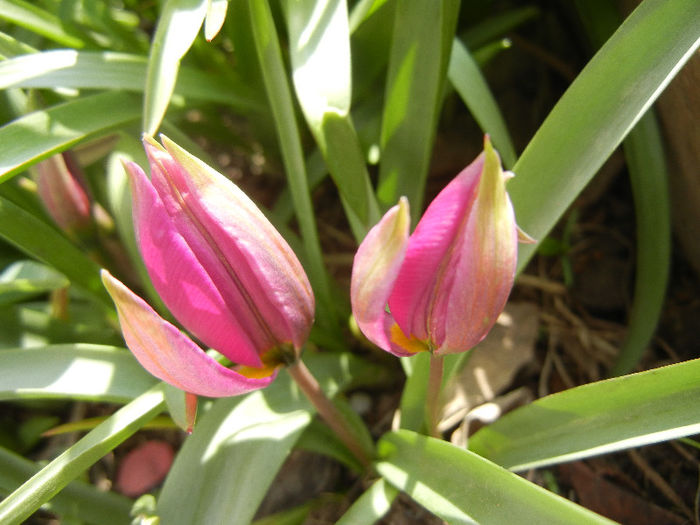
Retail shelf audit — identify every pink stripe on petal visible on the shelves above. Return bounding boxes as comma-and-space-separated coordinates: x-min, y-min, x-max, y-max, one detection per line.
150, 136, 314, 351
388, 155, 484, 344
125, 161, 263, 367
351, 198, 413, 355
101, 270, 276, 398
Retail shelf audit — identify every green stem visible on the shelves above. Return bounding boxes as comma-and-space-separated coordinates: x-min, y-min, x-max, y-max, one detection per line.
426, 353, 444, 437
287, 359, 371, 468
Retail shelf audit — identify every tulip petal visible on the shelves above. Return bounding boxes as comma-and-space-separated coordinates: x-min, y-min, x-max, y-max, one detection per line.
433, 138, 518, 353
124, 160, 263, 367
351, 198, 420, 357
102, 270, 276, 398
143, 136, 314, 356
387, 154, 484, 344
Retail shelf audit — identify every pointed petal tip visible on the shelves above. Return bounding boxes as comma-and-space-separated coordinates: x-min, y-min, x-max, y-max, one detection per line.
517, 226, 537, 244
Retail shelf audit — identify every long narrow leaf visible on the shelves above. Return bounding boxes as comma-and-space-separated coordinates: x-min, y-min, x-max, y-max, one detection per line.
0, 0, 87, 48
246, 0, 336, 328
336, 478, 398, 525
0, 384, 165, 525
571, 0, 672, 376
0, 91, 142, 181
0, 446, 131, 525
468, 359, 700, 471
448, 38, 517, 167
510, 0, 700, 271
286, 0, 380, 238
143, 0, 208, 134
0, 196, 110, 305
377, 430, 615, 524
0, 344, 156, 402
377, 0, 460, 219
0, 51, 263, 111
157, 353, 378, 524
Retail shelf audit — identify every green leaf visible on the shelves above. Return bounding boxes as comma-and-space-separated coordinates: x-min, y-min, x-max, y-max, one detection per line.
0, 384, 164, 525
157, 352, 367, 524
0, 50, 263, 111
511, 0, 700, 271
0, 344, 157, 402
204, 0, 229, 41
448, 38, 517, 168
336, 478, 398, 525
377, 0, 460, 219
0, 91, 142, 182
0, 0, 87, 48
285, 0, 380, 238
0, 260, 69, 305
571, 0, 672, 377
397, 352, 430, 432
0, 446, 132, 525
469, 359, 700, 471
377, 430, 615, 524
0, 196, 111, 305
246, 0, 336, 328
143, 0, 208, 135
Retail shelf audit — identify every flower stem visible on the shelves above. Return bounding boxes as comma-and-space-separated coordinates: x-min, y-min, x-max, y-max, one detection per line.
426, 353, 444, 437
287, 359, 371, 469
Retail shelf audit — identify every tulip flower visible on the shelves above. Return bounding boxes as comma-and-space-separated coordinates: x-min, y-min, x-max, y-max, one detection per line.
102, 135, 315, 398
351, 136, 530, 357
36, 152, 93, 238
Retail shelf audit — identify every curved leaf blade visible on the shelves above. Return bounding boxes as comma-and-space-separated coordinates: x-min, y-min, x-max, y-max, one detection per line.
0, 197, 110, 305
0, 384, 164, 525
0, 51, 263, 111
0, 344, 157, 402
0, 91, 141, 182
511, 0, 700, 271
468, 359, 700, 471
377, 430, 615, 525
0, 446, 132, 525
143, 0, 208, 134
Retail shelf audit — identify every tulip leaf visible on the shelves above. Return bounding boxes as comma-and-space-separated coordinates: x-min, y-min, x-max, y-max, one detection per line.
157, 353, 378, 525
0, 446, 132, 525
0, 0, 87, 49
571, 0, 671, 377
0, 344, 157, 402
0, 50, 263, 112
468, 359, 700, 471
143, 0, 208, 135
0, 260, 69, 305
510, 0, 700, 271
0, 384, 165, 525
377, 430, 615, 524
335, 478, 398, 525
448, 38, 517, 168
0, 302, 123, 349
285, 0, 380, 238
246, 0, 336, 328
0, 196, 111, 305
204, 0, 229, 41
0, 91, 142, 182
377, 0, 460, 219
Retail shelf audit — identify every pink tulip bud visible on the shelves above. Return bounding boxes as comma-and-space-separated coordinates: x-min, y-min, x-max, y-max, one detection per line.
36, 153, 92, 237
351, 136, 531, 356
103, 135, 315, 397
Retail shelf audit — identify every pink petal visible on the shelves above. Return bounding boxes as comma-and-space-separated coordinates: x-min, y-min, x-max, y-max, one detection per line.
351, 198, 419, 357
387, 154, 484, 344
125, 160, 263, 367
101, 270, 276, 397
144, 136, 314, 354
435, 141, 517, 353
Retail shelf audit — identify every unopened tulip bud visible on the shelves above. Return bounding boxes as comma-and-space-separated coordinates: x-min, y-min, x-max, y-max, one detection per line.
351, 136, 531, 356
